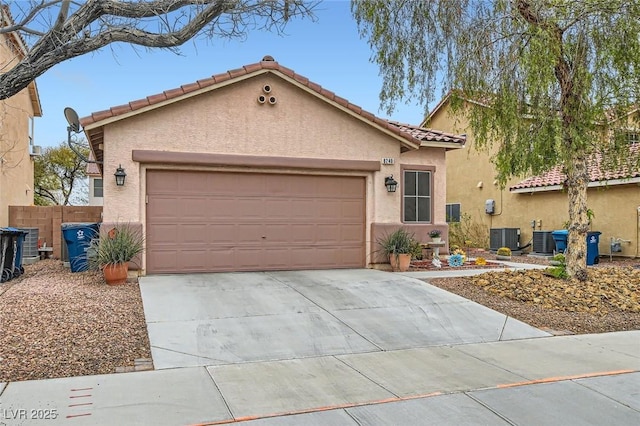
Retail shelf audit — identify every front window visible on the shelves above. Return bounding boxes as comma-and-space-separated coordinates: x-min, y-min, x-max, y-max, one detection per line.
403, 170, 431, 222
93, 178, 103, 198
446, 203, 461, 223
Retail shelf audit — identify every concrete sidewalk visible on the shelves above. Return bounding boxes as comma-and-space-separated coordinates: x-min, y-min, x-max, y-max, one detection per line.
1, 331, 639, 425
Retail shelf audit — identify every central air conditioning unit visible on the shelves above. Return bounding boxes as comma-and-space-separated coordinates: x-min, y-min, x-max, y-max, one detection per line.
532, 231, 555, 254
490, 228, 520, 251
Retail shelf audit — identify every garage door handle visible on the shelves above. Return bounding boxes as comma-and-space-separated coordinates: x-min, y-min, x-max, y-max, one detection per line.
262, 236, 266, 239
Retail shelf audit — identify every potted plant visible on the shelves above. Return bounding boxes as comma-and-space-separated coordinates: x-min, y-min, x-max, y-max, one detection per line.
377, 228, 417, 272
88, 223, 145, 285
496, 246, 512, 261
429, 229, 442, 243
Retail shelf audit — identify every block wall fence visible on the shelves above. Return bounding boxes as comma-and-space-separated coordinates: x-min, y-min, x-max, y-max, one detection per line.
9, 206, 103, 259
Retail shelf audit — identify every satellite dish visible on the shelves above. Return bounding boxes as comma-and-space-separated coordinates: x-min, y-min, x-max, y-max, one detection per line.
64, 107, 81, 132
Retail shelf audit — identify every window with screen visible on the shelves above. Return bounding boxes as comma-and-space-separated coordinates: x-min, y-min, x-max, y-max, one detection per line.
403, 170, 432, 223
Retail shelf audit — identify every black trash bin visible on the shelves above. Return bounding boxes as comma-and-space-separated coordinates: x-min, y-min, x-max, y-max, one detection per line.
0, 228, 20, 282
586, 231, 602, 265
12, 228, 28, 278
62, 223, 100, 272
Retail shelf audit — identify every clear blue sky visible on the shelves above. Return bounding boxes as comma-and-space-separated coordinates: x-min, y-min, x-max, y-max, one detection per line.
34, 1, 431, 149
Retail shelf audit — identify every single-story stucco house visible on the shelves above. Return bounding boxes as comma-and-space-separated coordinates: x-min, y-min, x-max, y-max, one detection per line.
79, 56, 465, 275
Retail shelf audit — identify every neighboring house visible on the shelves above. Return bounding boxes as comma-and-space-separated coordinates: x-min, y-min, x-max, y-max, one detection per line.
80, 56, 465, 274
86, 154, 103, 206
0, 6, 42, 226
425, 92, 640, 258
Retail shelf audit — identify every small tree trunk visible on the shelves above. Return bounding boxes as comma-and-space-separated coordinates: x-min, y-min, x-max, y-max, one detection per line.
565, 156, 589, 281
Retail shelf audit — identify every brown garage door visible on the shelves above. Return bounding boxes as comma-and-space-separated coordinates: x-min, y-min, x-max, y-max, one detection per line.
146, 170, 365, 273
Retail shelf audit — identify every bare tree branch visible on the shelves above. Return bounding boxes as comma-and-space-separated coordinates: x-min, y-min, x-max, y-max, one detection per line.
0, 0, 317, 100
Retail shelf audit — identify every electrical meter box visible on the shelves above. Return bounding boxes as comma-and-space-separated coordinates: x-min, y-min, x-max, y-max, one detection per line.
485, 199, 495, 215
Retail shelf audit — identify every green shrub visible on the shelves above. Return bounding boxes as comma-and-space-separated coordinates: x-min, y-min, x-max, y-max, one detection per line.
88, 223, 145, 270
448, 213, 489, 249
377, 228, 416, 255
546, 265, 568, 279
496, 247, 512, 256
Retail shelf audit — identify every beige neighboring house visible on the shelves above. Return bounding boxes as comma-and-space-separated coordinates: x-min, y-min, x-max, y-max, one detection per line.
79, 56, 465, 275
425, 92, 640, 259
0, 7, 42, 227
86, 155, 103, 206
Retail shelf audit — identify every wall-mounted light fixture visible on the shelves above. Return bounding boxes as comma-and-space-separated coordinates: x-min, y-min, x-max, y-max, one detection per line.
114, 165, 126, 186
385, 175, 398, 193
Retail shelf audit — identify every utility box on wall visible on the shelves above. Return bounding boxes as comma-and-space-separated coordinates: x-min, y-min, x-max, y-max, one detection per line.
485, 199, 495, 215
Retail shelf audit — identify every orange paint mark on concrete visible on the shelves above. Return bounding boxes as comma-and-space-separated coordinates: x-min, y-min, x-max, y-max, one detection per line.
189, 392, 444, 425
497, 370, 634, 389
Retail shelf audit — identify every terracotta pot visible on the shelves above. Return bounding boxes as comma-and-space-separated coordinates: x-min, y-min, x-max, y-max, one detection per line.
389, 253, 411, 272
103, 263, 129, 285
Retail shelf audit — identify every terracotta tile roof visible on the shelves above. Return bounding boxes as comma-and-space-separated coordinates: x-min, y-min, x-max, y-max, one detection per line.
387, 121, 466, 145
510, 144, 640, 191
80, 56, 466, 151
86, 151, 100, 176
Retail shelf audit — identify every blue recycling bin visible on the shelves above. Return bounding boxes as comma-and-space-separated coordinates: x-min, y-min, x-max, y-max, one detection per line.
62, 223, 100, 272
586, 231, 601, 265
551, 230, 568, 253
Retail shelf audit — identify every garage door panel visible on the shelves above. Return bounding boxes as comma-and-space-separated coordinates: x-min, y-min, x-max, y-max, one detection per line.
264, 199, 292, 217
342, 200, 365, 218
341, 224, 366, 242
146, 170, 365, 273
263, 248, 291, 268
146, 224, 178, 244
181, 224, 215, 243
208, 224, 238, 243
181, 198, 212, 217
235, 224, 266, 243
286, 224, 316, 243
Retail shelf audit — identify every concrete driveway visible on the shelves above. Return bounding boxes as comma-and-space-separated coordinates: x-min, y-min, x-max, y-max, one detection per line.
139, 269, 550, 369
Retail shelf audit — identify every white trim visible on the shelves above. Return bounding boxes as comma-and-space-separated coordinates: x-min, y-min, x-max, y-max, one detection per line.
510, 176, 640, 193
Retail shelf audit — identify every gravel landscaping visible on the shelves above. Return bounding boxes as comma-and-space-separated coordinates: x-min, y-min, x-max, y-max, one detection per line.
0, 259, 151, 383
426, 253, 640, 335
1, 254, 638, 383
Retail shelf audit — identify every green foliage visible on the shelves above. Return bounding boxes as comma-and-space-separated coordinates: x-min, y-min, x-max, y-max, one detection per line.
88, 224, 145, 270
552, 253, 566, 263
546, 265, 568, 280
409, 238, 423, 260
448, 213, 489, 249
353, 0, 640, 280
496, 247, 512, 256
429, 229, 441, 238
377, 228, 418, 256
34, 141, 89, 206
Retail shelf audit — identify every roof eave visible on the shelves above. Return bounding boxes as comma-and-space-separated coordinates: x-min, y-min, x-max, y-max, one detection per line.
420, 141, 465, 150
83, 68, 423, 152
511, 176, 640, 193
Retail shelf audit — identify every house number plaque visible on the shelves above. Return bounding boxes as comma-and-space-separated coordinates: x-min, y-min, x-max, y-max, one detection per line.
381, 158, 395, 165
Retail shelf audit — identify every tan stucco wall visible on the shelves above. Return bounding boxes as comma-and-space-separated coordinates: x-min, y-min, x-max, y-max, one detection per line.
0, 35, 36, 227
430, 100, 640, 258
97, 72, 450, 271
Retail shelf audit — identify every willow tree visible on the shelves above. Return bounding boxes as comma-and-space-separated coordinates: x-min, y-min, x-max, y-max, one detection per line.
353, 0, 640, 280
0, 0, 316, 100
